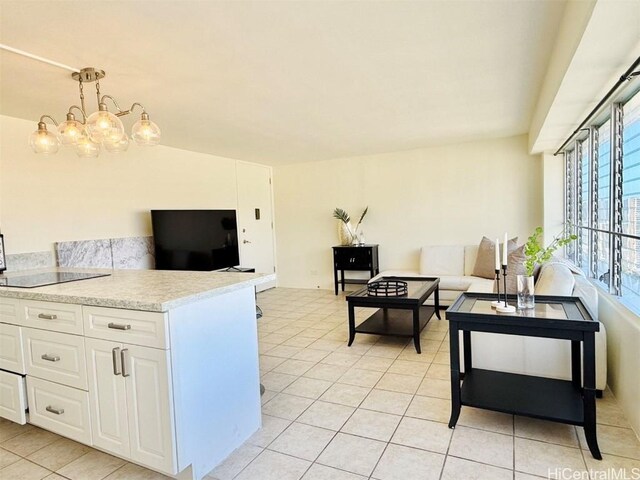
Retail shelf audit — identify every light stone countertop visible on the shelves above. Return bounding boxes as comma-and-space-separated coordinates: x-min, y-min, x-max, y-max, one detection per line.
0, 268, 276, 312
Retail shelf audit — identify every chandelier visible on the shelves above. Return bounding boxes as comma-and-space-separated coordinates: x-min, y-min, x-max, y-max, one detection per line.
30, 67, 161, 157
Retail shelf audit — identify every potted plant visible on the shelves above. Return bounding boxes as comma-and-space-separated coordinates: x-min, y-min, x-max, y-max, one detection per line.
333, 207, 368, 245
519, 227, 577, 309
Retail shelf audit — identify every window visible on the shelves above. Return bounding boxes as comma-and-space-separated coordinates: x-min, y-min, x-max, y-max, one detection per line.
578, 139, 590, 274
621, 93, 640, 309
565, 150, 577, 263
564, 89, 640, 312
596, 120, 611, 287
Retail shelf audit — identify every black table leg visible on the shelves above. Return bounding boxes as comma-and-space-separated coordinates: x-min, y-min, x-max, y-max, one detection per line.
583, 332, 601, 460
347, 302, 356, 346
448, 320, 461, 428
571, 340, 581, 389
413, 307, 421, 353
434, 287, 441, 320
334, 264, 339, 295
341, 269, 345, 292
463, 331, 472, 373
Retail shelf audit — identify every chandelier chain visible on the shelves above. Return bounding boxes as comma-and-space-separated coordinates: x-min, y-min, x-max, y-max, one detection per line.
78, 78, 85, 115
95, 77, 101, 106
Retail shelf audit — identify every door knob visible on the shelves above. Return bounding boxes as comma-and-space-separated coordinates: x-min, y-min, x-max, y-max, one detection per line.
243, 239, 251, 244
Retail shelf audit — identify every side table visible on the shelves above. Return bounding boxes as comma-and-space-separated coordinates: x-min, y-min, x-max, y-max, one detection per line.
446, 292, 602, 460
333, 245, 379, 295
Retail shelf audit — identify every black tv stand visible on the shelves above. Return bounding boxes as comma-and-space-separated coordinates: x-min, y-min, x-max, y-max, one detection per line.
215, 266, 256, 273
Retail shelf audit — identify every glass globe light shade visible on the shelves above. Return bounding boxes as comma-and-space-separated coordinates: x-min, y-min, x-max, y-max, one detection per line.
29, 123, 60, 154
104, 133, 130, 153
86, 104, 124, 143
131, 113, 161, 146
74, 136, 101, 158
57, 114, 87, 146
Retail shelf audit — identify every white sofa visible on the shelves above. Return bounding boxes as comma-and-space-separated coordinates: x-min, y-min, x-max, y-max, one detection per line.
371, 244, 607, 391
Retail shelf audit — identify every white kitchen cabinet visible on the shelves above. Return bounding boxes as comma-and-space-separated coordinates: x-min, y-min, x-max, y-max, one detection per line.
85, 337, 130, 458
19, 300, 84, 335
85, 338, 176, 474
23, 328, 87, 390
0, 370, 27, 424
0, 323, 25, 373
26, 376, 91, 444
0, 270, 268, 480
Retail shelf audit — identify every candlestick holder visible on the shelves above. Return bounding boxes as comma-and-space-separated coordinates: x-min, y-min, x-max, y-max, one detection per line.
491, 268, 502, 308
496, 264, 516, 313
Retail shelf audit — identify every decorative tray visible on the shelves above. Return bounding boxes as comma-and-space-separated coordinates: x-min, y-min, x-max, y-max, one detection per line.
367, 280, 408, 297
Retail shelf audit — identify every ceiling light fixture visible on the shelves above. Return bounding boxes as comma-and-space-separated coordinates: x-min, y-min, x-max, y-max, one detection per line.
30, 67, 160, 157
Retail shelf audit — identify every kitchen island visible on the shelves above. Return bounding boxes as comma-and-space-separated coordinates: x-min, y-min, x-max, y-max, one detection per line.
0, 268, 275, 480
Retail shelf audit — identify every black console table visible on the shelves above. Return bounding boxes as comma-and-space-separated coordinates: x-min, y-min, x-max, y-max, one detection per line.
446, 292, 601, 460
333, 245, 379, 295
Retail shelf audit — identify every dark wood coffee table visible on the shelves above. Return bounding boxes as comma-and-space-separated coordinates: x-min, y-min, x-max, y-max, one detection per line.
345, 276, 440, 353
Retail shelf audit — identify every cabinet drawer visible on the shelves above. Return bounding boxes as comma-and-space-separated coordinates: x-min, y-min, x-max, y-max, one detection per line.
27, 376, 91, 444
0, 323, 25, 374
23, 328, 87, 390
0, 298, 20, 324
334, 248, 372, 269
0, 370, 27, 424
83, 307, 169, 349
20, 300, 83, 335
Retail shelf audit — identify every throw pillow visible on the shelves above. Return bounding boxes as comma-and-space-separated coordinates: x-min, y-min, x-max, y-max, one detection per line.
505, 245, 527, 294
472, 236, 518, 279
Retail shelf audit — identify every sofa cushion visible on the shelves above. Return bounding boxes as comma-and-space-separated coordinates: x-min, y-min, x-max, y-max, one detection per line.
467, 277, 495, 293
420, 245, 464, 276
437, 276, 474, 291
369, 270, 422, 283
424, 289, 463, 305
535, 263, 575, 297
472, 236, 518, 279
464, 246, 479, 276
573, 275, 598, 317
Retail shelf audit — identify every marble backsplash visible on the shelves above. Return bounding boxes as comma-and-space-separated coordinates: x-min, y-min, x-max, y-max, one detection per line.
3, 236, 155, 272
56, 236, 155, 269
5, 251, 56, 272
56, 239, 114, 268
111, 237, 155, 269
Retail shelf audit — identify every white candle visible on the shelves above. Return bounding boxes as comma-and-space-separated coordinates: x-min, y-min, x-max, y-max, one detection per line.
495, 238, 500, 271
502, 232, 508, 266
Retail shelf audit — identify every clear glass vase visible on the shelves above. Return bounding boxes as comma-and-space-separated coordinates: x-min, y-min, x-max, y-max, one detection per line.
517, 275, 535, 309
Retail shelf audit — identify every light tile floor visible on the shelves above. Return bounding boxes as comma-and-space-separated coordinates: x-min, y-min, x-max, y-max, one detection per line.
1, 287, 639, 480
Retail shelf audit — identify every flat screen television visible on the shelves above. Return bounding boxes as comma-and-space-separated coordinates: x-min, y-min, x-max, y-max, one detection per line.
151, 210, 240, 271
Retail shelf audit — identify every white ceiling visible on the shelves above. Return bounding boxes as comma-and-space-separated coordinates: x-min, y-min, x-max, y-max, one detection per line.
0, 1, 565, 165
529, 0, 640, 154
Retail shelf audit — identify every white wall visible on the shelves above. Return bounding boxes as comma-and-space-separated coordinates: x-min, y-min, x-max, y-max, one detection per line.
542, 153, 565, 244
598, 294, 640, 436
0, 115, 240, 255
273, 134, 543, 288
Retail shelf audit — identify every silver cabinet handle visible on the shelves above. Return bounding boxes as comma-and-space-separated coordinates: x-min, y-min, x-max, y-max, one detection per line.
112, 347, 121, 375
121, 348, 130, 377
38, 313, 57, 320
46, 406, 64, 415
108, 322, 131, 330
41, 354, 60, 362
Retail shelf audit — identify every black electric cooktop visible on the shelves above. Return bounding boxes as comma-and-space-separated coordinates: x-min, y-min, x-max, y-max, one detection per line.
0, 272, 110, 288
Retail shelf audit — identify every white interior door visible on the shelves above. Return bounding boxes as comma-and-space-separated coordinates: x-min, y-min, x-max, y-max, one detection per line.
236, 162, 276, 290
